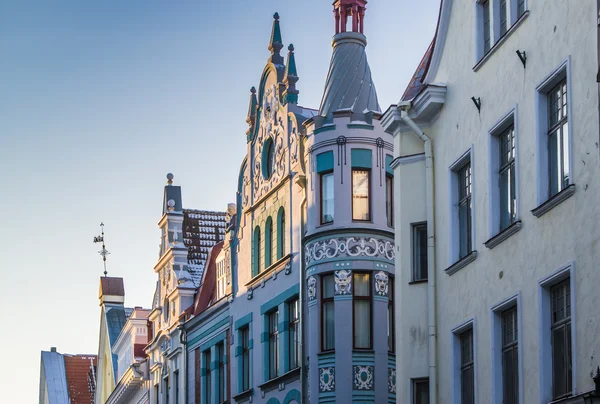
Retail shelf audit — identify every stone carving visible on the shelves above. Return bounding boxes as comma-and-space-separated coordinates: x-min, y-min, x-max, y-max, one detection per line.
353, 365, 374, 390
307, 276, 317, 301
388, 368, 397, 394
319, 367, 335, 392
305, 236, 395, 266
374, 271, 389, 296
334, 270, 352, 295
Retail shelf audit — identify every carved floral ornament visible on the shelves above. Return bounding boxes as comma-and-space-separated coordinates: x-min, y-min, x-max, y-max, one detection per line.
353, 365, 374, 390
305, 236, 395, 266
319, 367, 335, 392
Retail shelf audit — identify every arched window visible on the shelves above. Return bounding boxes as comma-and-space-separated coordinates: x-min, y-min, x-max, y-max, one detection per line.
277, 207, 285, 259
265, 217, 273, 269
262, 137, 276, 180
253, 226, 261, 276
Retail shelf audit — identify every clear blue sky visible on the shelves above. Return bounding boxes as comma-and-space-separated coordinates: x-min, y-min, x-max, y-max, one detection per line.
0, 0, 438, 401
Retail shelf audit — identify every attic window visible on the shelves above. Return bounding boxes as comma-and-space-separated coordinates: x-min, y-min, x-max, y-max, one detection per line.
262, 137, 276, 180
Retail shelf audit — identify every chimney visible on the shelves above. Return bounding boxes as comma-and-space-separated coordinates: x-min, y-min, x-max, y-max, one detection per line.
50, 347, 57, 353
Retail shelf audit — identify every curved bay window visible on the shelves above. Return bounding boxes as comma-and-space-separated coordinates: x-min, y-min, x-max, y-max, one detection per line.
321, 274, 335, 351
353, 272, 372, 349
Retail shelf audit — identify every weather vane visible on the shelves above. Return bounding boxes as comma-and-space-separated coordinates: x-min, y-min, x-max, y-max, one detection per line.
93, 222, 110, 276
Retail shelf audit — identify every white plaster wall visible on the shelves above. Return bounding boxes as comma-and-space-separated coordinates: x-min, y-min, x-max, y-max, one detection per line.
413, 0, 600, 402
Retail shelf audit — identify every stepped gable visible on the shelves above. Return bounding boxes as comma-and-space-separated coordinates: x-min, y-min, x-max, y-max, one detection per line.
182, 209, 227, 287
63, 354, 98, 404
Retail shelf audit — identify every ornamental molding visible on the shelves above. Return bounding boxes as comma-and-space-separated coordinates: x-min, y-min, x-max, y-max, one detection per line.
319, 367, 335, 392
374, 270, 389, 297
305, 236, 395, 266
388, 368, 397, 394
353, 365, 374, 390
334, 270, 352, 295
307, 276, 317, 301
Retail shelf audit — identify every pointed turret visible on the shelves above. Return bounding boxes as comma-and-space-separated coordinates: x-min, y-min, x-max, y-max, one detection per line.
318, 0, 380, 123
268, 12, 284, 65
283, 44, 299, 104
246, 87, 258, 140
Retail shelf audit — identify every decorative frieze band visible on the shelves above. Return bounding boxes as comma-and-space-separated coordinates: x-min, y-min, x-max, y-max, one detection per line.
305, 236, 395, 266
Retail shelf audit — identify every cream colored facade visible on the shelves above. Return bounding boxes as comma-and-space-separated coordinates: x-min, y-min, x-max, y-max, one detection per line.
383, 1, 600, 403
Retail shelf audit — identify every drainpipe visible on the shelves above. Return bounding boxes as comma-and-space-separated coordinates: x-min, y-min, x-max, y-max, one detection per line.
398, 101, 437, 404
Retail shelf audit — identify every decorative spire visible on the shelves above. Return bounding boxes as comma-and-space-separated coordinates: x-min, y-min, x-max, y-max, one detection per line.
283, 44, 299, 104
246, 87, 258, 139
93, 223, 110, 276
333, 0, 367, 35
268, 12, 284, 65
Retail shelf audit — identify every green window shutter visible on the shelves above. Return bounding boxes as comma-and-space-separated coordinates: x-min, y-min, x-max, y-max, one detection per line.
386, 154, 394, 175
276, 207, 285, 260
351, 148, 372, 169
265, 218, 273, 269
316, 151, 334, 173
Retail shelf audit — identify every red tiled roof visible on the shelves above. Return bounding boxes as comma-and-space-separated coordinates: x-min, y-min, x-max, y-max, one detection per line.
63, 355, 97, 404
191, 241, 224, 316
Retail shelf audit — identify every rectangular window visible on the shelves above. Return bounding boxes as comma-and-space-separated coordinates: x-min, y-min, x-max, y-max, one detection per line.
483, 0, 491, 53
174, 370, 179, 404
164, 376, 169, 404
218, 343, 225, 403
204, 350, 212, 404
240, 326, 250, 392
195, 349, 201, 404
289, 298, 300, 369
499, 0, 508, 35
321, 274, 335, 351
352, 169, 371, 221
412, 222, 428, 281
502, 307, 519, 404
386, 174, 394, 227
353, 272, 372, 349
551, 279, 572, 398
517, 0, 525, 17
154, 384, 159, 404
547, 78, 569, 197
458, 162, 473, 259
321, 172, 334, 224
499, 125, 516, 230
268, 310, 279, 379
413, 378, 430, 404
388, 279, 394, 352
460, 329, 475, 404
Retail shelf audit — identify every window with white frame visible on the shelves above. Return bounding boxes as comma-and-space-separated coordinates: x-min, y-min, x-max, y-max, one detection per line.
216, 257, 226, 300
534, 60, 573, 212
460, 329, 475, 404
450, 150, 474, 265
492, 297, 520, 404
488, 112, 518, 239
475, 0, 528, 62
539, 266, 574, 401
412, 222, 428, 281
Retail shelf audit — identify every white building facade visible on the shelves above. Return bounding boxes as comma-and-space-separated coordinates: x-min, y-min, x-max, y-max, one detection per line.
382, 1, 600, 403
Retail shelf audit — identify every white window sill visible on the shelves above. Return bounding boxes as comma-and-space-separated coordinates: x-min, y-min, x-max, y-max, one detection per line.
531, 184, 576, 218
484, 220, 522, 249
474, 11, 530, 72
445, 251, 477, 276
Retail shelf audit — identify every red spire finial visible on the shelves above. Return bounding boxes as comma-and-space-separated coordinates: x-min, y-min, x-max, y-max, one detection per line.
333, 0, 367, 35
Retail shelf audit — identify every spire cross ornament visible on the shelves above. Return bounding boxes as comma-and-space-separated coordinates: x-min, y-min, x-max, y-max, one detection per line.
93, 222, 110, 276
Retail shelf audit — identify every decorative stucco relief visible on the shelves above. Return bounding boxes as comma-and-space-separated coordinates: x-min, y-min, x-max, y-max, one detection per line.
353, 365, 374, 390
319, 367, 335, 392
305, 236, 395, 266
388, 368, 397, 394
374, 270, 389, 296
334, 269, 352, 295
307, 276, 317, 301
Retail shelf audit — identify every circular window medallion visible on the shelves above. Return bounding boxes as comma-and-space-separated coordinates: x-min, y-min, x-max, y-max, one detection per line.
262, 137, 276, 180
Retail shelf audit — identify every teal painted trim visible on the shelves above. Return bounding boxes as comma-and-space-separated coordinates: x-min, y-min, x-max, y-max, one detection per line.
279, 302, 290, 372
352, 351, 375, 366
211, 359, 219, 371
283, 389, 302, 404
347, 123, 374, 130
261, 332, 268, 343
385, 154, 394, 175
266, 398, 281, 404
235, 346, 242, 357
276, 207, 285, 260
262, 315, 270, 383
278, 320, 289, 332
235, 313, 253, 330
308, 300, 318, 307
224, 354, 229, 365
316, 151, 334, 173
187, 317, 229, 347
199, 331, 227, 353
334, 295, 352, 301
252, 226, 261, 277
374, 296, 388, 303
249, 339, 254, 349
314, 124, 336, 134
351, 148, 372, 168
260, 284, 300, 314
200, 367, 207, 377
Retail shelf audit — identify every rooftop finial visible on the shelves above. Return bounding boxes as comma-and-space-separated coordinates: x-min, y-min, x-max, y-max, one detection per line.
246, 86, 259, 133
333, 0, 367, 35
166, 173, 174, 185
284, 44, 299, 104
268, 12, 284, 62
93, 222, 110, 277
